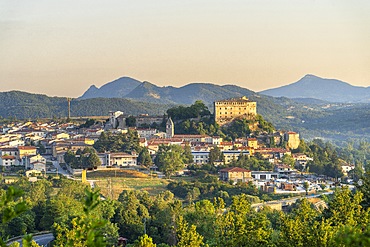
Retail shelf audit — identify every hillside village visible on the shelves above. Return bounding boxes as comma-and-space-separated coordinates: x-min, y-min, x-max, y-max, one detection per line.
0, 96, 355, 194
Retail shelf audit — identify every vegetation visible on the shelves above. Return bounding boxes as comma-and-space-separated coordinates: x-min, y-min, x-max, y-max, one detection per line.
64, 147, 101, 169
154, 145, 192, 179
0, 163, 370, 247
94, 130, 141, 153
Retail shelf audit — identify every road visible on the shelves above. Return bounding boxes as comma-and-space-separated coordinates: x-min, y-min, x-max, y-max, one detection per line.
8, 233, 54, 247
251, 191, 334, 209
50, 159, 97, 188
50, 160, 71, 178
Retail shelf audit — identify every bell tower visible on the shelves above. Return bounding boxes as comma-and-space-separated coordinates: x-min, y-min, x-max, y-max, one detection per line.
166, 117, 174, 138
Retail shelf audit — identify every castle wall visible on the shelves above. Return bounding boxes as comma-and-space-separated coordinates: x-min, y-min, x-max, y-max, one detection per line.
214, 96, 257, 126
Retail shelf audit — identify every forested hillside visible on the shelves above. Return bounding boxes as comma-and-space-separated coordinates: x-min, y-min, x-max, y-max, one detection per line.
0, 91, 174, 119
1, 90, 369, 144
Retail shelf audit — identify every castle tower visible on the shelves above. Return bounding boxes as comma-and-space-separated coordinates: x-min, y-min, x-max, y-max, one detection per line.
166, 117, 174, 138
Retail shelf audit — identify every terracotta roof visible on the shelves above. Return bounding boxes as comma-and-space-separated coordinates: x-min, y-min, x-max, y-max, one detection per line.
173, 134, 210, 138
219, 167, 251, 172
18, 146, 37, 150
1, 155, 16, 159
0, 147, 18, 151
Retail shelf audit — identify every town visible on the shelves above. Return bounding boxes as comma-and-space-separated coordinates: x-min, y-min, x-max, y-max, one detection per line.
0, 97, 356, 196
0, 96, 369, 246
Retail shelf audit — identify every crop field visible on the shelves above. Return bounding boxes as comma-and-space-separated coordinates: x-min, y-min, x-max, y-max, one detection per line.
87, 169, 169, 200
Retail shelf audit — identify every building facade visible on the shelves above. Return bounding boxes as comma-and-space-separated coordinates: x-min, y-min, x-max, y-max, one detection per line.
214, 96, 257, 126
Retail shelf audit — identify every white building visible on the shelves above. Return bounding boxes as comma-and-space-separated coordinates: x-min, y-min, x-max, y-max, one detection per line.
192, 151, 210, 164
136, 128, 158, 140
99, 152, 138, 167
251, 171, 279, 180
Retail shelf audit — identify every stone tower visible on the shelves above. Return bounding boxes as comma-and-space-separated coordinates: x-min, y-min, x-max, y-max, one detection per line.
166, 117, 174, 138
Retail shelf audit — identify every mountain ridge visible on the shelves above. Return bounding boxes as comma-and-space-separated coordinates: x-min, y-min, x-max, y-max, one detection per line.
260, 74, 370, 103
79, 77, 142, 99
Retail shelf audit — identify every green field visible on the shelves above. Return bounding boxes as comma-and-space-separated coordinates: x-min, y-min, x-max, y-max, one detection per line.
87, 169, 169, 200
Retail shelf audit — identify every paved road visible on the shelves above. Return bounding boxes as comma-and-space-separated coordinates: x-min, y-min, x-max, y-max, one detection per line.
251, 191, 334, 209
50, 159, 97, 188
8, 233, 54, 247
51, 160, 71, 178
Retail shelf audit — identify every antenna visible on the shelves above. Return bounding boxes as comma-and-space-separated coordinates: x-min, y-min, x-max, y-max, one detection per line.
67, 98, 72, 119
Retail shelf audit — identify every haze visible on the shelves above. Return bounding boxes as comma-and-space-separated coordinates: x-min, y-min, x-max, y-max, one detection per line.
1, 0, 369, 98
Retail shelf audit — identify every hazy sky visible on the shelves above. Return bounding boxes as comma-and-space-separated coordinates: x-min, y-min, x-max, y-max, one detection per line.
1, 0, 369, 97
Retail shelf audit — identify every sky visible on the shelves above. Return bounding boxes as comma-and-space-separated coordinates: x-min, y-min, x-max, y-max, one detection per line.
1, 0, 369, 98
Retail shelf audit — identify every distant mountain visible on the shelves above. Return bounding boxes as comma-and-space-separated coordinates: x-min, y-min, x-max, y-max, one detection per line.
291, 98, 329, 105
1, 89, 370, 144
81, 77, 256, 105
79, 77, 142, 99
260, 74, 370, 103
126, 82, 257, 105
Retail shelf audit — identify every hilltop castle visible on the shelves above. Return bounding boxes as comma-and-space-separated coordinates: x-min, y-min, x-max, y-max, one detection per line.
214, 96, 257, 126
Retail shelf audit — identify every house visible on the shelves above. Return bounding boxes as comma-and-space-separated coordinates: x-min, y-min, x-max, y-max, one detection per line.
223, 150, 250, 164
173, 134, 212, 144
49, 132, 70, 140
341, 164, 355, 176
281, 183, 295, 191
52, 141, 93, 162
247, 138, 258, 149
212, 136, 223, 145
0, 147, 19, 157
137, 128, 158, 140
192, 151, 210, 164
26, 154, 46, 171
219, 167, 252, 183
147, 138, 184, 153
18, 146, 37, 159
0, 155, 19, 168
292, 153, 313, 169
103, 152, 138, 167
254, 148, 291, 159
251, 171, 279, 180
219, 141, 234, 151
275, 164, 294, 176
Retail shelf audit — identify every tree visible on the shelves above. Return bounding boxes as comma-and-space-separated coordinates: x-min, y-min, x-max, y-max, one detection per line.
357, 171, 370, 208
323, 187, 367, 227
0, 187, 40, 247
214, 194, 252, 247
83, 152, 101, 169
183, 145, 193, 165
79, 119, 95, 129
36, 143, 46, 154
175, 216, 204, 247
126, 116, 137, 127
138, 148, 153, 169
281, 154, 295, 168
155, 145, 186, 179
185, 200, 216, 243
303, 182, 309, 195
222, 119, 251, 140
53, 189, 108, 247
208, 146, 223, 165
278, 199, 320, 247
114, 191, 150, 242
133, 234, 156, 247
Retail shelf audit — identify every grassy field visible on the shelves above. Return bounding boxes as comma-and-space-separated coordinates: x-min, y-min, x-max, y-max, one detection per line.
87, 169, 169, 200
